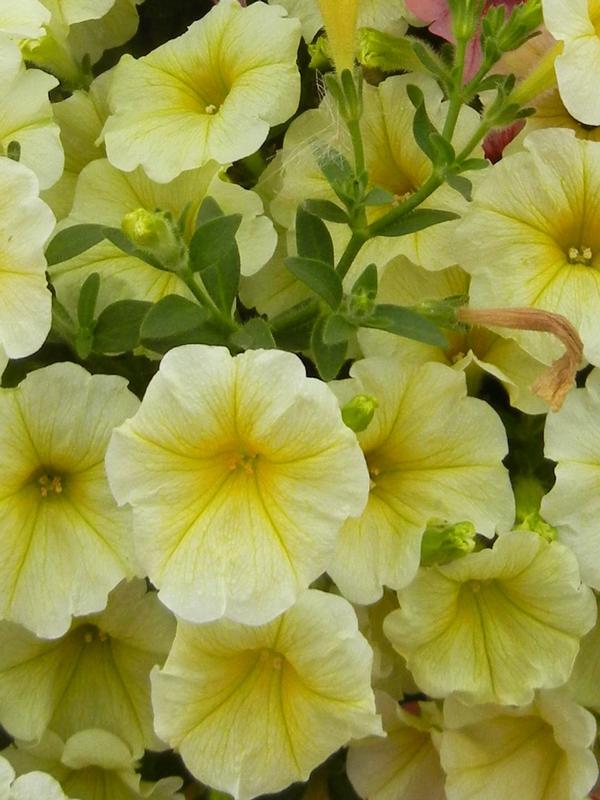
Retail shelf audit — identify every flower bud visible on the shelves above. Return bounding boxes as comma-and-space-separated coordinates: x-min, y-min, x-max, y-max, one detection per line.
121, 208, 186, 273
420, 519, 476, 567
316, 0, 358, 73
341, 394, 378, 433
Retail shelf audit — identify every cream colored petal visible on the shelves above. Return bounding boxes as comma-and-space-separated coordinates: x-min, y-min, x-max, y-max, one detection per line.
384, 532, 596, 705
0, 0, 49, 37
152, 590, 381, 800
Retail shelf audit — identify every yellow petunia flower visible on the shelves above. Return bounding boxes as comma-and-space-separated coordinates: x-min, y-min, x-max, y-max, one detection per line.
0, 363, 140, 637
0, 0, 49, 38
106, 345, 369, 626
456, 128, 600, 367
102, 0, 302, 182
328, 358, 514, 604
440, 691, 598, 800
271, 0, 408, 43
151, 590, 382, 800
0, 580, 175, 756
384, 531, 596, 705
0, 753, 73, 800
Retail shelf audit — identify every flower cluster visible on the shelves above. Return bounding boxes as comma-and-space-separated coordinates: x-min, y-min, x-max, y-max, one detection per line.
1, 0, 600, 798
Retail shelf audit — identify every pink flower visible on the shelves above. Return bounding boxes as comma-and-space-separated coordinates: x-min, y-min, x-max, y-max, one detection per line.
406, 0, 524, 80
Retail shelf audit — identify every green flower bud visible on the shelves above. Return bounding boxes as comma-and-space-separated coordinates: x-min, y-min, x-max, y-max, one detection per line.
357, 28, 423, 74
420, 519, 477, 567
341, 394, 378, 433
513, 475, 557, 543
308, 35, 331, 71
448, 0, 485, 42
121, 208, 186, 273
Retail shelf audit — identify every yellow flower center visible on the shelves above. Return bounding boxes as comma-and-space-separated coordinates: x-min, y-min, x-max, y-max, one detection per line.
567, 245, 593, 266
204, 104, 218, 115
226, 449, 259, 474
79, 624, 109, 644
589, 0, 600, 37
258, 648, 284, 670
38, 473, 63, 497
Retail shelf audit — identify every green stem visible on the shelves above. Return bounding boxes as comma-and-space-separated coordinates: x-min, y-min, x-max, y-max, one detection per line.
180, 270, 238, 332
367, 172, 443, 238
347, 118, 365, 177
335, 232, 368, 280
442, 36, 468, 140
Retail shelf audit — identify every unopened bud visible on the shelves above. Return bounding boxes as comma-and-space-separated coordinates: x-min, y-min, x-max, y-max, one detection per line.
420, 519, 476, 567
121, 208, 185, 273
357, 28, 423, 74
513, 475, 557, 542
316, 0, 358, 73
341, 394, 378, 433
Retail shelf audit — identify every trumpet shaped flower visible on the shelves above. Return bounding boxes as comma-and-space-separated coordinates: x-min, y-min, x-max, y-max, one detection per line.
328, 358, 513, 605
456, 129, 600, 367
384, 531, 596, 705
106, 346, 369, 625
542, 368, 600, 589
5, 730, 182, 800
0, 157, 54, 359
103, 0, 302, 182
151, 590, 382, 800
0, 580, 175, 756
50, 158, 276, 314
272, 0, 407, 42
0, 363, 140, 637
440, 692, 598, 800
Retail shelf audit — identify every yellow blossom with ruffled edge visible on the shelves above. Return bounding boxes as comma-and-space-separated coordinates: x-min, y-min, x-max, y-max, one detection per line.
0, 0, 49, 38
0, 158, 54, 359
271, 0, 408, 42
0, 754, 75, 800
327, 358, 514, 605
42, 70, 110, 219
347, 692, 445, 800
0, 36, 62, 189
358, 258, 549, 414
106, 346, 369, 625
151, 590, 382, 800
440, 691, 598, 800
456, 128, 600, 367
566, 598, 600, 715
5, 730, 182, 800
0, 580, 174, 756
0, 363, 140, 637
102, 0, 301, 183
384, 531, 596, 706
541, 368, 600, 589
542, 0, 600, 125
269, 73, 480, 272
49, 157, 276, 315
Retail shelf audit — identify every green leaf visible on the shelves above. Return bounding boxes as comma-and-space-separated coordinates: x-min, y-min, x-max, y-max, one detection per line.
140, 295, 213, 352
460, 157, 489, 171
188, 213, 242, 273
377, 208, 459, 236
322, 313, 357, 345
314, 145, 354, 204
296, 205, 334, 266
406, 83, 438, 161
230, 317, 276, 351
46, 224, 108, 265
362, 187, 396, 206
447, 174, 473, 201
93, 300, 152, 354
195, 196, 223, 227
351, 263, 378, 299
77, 272, 100, 329
361, 303, 447, 346
429, 132, 456, 166
200, 242, 241, 314
285, 256, 343, 309
270, 298, 321, 351
311, 317, 347, 380
303, 199, 349, 224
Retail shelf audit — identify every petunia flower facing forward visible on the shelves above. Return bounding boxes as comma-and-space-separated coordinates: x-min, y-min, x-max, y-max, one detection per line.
105, 345, 370, 626
102, 0, 302, 183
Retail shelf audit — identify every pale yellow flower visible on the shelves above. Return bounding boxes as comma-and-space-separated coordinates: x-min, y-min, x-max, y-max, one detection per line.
5, 729, 182, 800
328, 358, 513, 604
106, 345, 369, 625
0, 754, 73, 800
50, 158, 276, 314
0, 0, 49, 38
0, 363, 140, 637
384, 531, 596, 705
347, 692, 445, 800
441, 691, 598, 800
103, 0, 302, 182
456, 129, 600, 367
0, 580, 175, 755
543, 0, 600, 125
151, 590, 382, 800
272, 0, 408, 42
